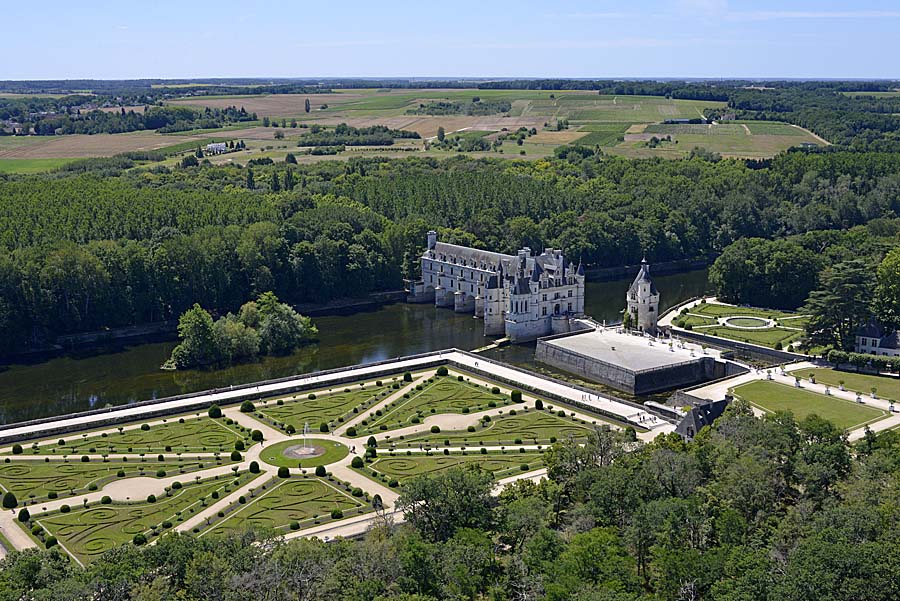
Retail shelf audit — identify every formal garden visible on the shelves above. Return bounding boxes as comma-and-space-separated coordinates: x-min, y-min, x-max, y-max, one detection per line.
356, 451, 546, 487
791, 367, 900, 403
730, 380, 887, 430
672, 300, 809, 350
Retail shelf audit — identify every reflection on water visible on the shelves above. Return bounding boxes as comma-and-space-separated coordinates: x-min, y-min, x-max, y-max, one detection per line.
0, 269, 709, 424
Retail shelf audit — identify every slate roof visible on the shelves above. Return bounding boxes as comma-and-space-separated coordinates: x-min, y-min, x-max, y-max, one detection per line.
629, 259, 658, 295
675, 399, 729, 440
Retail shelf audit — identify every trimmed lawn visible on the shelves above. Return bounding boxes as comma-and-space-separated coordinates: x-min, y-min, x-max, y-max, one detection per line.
256, 381, 393, 431
399, 407, 597, 447
361, 451, 544, 483
18, 416, 249, 455
204, 476, 370, 536
0, 458, 229, 501
259, 439, 349, 469
791, 368, 900, 403
356, 374, 511, 436
699, 326, 802, 348
731, 380, 886, 430
33, 472, 259, 564
692, 303, 795, 319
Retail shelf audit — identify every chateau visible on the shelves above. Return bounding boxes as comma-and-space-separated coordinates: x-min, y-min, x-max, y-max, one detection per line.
406, 231, 585, 342
626, 259, 660, 335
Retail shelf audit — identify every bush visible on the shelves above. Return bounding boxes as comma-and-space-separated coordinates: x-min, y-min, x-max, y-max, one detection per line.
60, 504, 70, 513
774, 341, 782, 350
436, 366, 449, 376
319, 422, 329, 433
430, 425, 441, 434
351, 456, 365, 469
315, 465, 327, 477
278, 466, 290, 478
251, 430, 263, 442
81, 455, 90, 463
557, 409, 566, 417
388, 479, 399, 487
239, 496, 247, 504
403, 372, 413, 382
156, 469, 167, 477
367, 436, 377, 448
535, 399, 544, 410
17, 508, 29, 522
48, 491, 58, 499
481, 447, 488, 454
45, 537, 58, 549
208, 405, 222, 418
172, 481, 182, 489
467, 425, 476, 432
132, 533, 147, 545
285, 424, 296, 434
514, 438, 522, 445
290, 521, 300, 530
240, 400, 256, 413
11, 444, 22, 455
101, 496, 112, 505
231, 451, 242, 461
140, 424, 150, 431
249, 461, 260, 474
351, 487, 363, 497
346, 427, 357, 437
235, 440, 245, 451
520, 464, 530, 471
331, 508, 344, 519
828, 349, 849, 365
491, 387, 500, 394
511, 390, 523, 403
2, 491, 17, 509
147, 494, 157, 503
549, 436, 557, 443
458, 375, 464, 381
162, 521, 173, 529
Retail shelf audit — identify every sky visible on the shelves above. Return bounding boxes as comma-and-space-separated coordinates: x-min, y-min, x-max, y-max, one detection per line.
1, 0, 898, 80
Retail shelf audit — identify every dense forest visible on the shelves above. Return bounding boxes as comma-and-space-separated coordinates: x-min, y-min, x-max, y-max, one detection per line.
301, 123, 421, 147
1, 145, 900, 353
2, 406, 899, 600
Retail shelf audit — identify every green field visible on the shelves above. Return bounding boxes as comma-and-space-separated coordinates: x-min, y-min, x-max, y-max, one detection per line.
676, 302, 808, 349
0, 158, 74, 173
731, 380, 887, 430
204, 476, 370, 536
576, 123, 630, 146
791, 368, 900, 402
690, 303, 797, 320
16, 416, 249, 455
362, 451, 544, 484
355, 375, 511, 436
0, 458, 228, 501
258, 439, 349, 469
256, 381, 392, 431
400, 407, 597, 447
33, 472, 259, 564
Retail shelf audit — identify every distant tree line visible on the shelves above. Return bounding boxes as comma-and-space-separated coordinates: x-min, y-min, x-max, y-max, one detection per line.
407, 99, 512, 116
299, 123, 420, 147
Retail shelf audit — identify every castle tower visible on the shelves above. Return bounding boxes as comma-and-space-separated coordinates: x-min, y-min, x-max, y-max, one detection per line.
626, 258, 659, 335
483, 272, 505, 337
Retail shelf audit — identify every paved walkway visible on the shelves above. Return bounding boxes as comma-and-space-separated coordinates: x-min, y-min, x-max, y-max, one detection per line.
0, 350, 678, 556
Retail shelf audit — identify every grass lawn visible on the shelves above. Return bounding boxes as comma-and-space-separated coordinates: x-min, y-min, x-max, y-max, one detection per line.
258, 439, 349, 469
256, 381, 393, 431
398, 407, 598, 447
731, 380, 887, 430
203, 476, 370, 536
679, 302, 809, 349
360, 451, 544, 484
355, 375, 511, 436
791, 368, 900, 403
18, 416, 249, 455
0, 458, 230, 501
0, 158, 73, 173
691, 303, 796, 320
33, 471, 259, 564
699, 326, 802, 348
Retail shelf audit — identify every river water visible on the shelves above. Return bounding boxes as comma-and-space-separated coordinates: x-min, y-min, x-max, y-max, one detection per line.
0, 269, 709, 424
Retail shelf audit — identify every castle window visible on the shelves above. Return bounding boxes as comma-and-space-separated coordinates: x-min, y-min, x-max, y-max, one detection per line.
542, 294, 547, 301
649, 305, 655, 313
542, 307, 547, 316
568, 302, 572, 312
568, 290, 573, 297
525, 301, 528, 312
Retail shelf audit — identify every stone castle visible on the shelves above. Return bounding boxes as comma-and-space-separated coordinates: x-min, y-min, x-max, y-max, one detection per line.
406, 231, 586, 342
626, 259, 660, 335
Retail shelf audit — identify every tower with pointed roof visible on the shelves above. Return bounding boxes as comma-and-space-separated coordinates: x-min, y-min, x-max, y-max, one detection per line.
626, 258, 659, 335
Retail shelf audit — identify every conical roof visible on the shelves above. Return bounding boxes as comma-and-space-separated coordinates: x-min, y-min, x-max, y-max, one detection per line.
629, 258, 658, 295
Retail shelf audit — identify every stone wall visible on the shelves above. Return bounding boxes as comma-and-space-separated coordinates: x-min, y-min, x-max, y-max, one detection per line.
674, 329, 805, 364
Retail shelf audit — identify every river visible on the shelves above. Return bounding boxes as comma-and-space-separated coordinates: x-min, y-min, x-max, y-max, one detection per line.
0, 269, 709, 424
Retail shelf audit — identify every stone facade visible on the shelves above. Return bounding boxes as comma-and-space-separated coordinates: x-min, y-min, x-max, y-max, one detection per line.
406, 231, 585, 342
855, 323, 900, 357
626, 259, 659, 335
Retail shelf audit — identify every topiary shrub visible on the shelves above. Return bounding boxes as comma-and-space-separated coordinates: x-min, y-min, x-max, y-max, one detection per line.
308, 393, 317, 400
172, 481, 182, 490
81, 455, 90, 463
277, 467, 290, 478
17, 508, 29, 523
132, 533, 147, 546
534, 399, 544, 410
156, 469, 167, 477
331, 508, 344, 519
11, 444, 22, 455
147, 494, 157, 503
2, 491, 17, 509
45, 536, 58, 549
290, 521, 300, 530
467, 425, 476, 432
251, 430, 263, 442
101, 496, 112, 505
285, 424, 296, 434
319, 422, 329, 433
403, 372, 412, 382
235, 440, 245, 451
511, 390, 523, 403
480, 447, 488, 455
388, 479, 399, 488
351, 487, 363, 497
208, 405, 222, 418
60, 504, 70, 513
231, 451, 242, 461
249, 461, 260, 474
240, 400, 256, 413
436, 366, 449, 376
347, 427, 357, 437
140, 424, 150, 431
366, 436, 377, 448
430, 425, 441, 433
458, 375, 464, 381
491, 387, 500, 394
315, 465, 327, 477
48, 491, 58, 499
351, 456, 365, 469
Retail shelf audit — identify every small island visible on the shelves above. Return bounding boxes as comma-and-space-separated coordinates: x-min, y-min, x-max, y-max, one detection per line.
162, 291, 318, 370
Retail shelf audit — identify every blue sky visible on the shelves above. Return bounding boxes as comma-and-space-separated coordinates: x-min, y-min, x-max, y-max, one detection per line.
2, 0, 898, 79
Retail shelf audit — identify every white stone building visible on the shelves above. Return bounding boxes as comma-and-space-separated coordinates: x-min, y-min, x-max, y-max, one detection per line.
406, 231, 585, 342
855, 323, 900, 357
206, 142, 228, 154
626, 259, 659, 335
